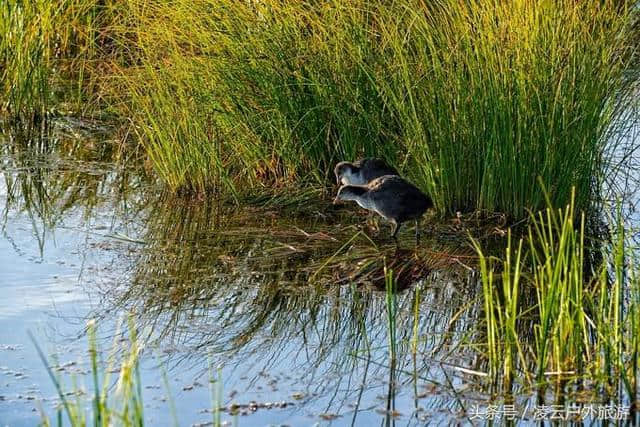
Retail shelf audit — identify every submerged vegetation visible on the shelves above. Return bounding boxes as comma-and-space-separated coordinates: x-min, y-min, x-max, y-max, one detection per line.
2, 0, 639, 217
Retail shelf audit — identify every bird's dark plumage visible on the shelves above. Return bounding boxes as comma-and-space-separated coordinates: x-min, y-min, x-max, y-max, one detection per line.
334, 158, 399, 186
334, 175, 432, 240
365, 175, 432, 224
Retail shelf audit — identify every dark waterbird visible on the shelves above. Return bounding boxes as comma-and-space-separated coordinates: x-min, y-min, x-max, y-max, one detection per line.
334, 158, 399, 186
334, 175, 433, 242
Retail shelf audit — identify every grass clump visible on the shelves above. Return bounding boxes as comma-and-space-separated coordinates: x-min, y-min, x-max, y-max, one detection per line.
1, 0, 57, 122
378, 0, 638, 217
109, 0, 395, 194
0, 0, 120, 122
2, 0, 638, 218
473, 194, 640, 403
109, 0, 638, 216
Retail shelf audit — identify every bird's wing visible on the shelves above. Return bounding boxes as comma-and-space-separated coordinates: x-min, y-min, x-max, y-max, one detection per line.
366, 176, 406, 218
367, 176, 431, 220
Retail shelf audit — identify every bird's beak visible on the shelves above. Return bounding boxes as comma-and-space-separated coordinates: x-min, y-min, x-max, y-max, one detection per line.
332, 197, 340, 205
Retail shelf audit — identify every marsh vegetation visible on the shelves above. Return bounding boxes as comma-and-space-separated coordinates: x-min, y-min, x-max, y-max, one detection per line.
3, 0, 639, 214
2, 0, 640, 425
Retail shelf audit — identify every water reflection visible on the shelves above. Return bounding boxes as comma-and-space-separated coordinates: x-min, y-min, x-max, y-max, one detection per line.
0, 119, 526, 424
91, 192, 490, 423
1, 118, 149, 256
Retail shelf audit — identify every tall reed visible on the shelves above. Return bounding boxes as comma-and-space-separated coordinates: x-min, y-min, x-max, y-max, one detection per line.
1, 0, 55, 121
474, 195, 640, 402
110, 0, 637, 215
3, 0, 638, 217
35, 318, 145, 426
0, 0, 120, 121
473, 233, 527, 391
377, 1, 638, 216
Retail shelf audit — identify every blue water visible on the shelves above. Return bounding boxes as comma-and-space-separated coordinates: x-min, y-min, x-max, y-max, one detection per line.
0, 136, 481, 426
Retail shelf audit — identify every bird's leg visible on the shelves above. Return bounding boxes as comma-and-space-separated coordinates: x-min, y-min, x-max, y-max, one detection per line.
415, 218, 420, 244
391, 220, 401, 240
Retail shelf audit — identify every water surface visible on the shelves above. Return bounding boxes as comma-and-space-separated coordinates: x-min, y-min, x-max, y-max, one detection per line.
0, 120, 532, 426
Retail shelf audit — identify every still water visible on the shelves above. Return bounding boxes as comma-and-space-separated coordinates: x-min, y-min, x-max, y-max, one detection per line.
0, 121, 489, 426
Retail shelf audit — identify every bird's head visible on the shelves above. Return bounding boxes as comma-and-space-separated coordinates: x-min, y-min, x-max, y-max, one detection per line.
333, 185, 366, 204
333, 161, 358, 186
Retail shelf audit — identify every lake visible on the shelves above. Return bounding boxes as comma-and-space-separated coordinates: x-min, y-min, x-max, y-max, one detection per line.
1, 119, 493, 426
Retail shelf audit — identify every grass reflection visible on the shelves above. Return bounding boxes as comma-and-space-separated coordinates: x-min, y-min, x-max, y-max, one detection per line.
90, 194, 487, 422
6, 122, 634, 423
